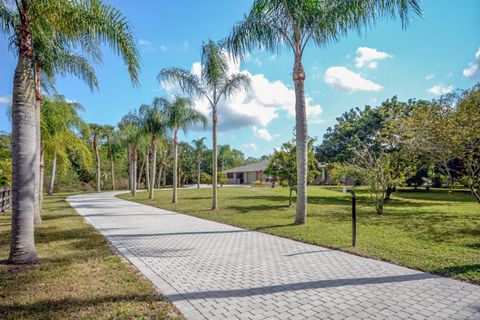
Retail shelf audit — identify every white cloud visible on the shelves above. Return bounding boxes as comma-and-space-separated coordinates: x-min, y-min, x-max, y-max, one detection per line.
463, 48, 480, 79
138, 38, 154, 53
428, 84, 454, 95
181, 40, 189, 51
0, 96, 11, 105
160, 45, 168, 53
425, 73, 435, 80
243, 143, 258, 151
355, 47, 392, 69
252, 126, 273, 141
161, 53, 323, 131
324, 66, 382, 92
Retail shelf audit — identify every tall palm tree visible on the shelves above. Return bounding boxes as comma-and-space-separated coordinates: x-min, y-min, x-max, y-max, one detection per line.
158, 97, 207, 203
227, 0, 421, 224
1, 0, 140, 264
88, 124, 105, 192
119, 111, 143, 197
159, 40, 250, 209
192, 137, 207, 189
140, 101, 167, 200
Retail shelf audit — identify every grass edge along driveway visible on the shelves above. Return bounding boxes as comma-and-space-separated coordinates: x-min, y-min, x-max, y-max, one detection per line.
0, 192, 181, 320
119, 186, 480, 284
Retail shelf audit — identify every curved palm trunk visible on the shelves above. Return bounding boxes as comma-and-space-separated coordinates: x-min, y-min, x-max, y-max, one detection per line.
9, 32, 39, 264
109, 142, 115, 191
172, 130, 178, 203
93, 137, 101, 191
149, 138, 157, 200
146, 150, 150, 192
33, 63, 42, 225
157, 163, 163, 188
293, 48, 308, 225
212, 110, 218, 210
48, 151, 57, 196
137, 152, 146, 186
130, 146, 137, 196
197, 159, 201, 189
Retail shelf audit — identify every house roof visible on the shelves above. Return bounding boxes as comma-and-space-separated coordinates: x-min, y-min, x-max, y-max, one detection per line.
224, 160, 269, 173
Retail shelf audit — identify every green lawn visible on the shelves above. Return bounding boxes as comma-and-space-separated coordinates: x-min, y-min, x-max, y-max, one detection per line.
119, 186, 480, 284
0, 193, 181, 320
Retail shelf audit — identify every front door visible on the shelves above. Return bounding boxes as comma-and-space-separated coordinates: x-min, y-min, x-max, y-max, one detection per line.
247, 171, 256, 184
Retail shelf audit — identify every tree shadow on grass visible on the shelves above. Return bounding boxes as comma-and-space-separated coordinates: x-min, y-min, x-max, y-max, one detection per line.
431, 264, 480, 282
226, 203, 290, 213
0, 294, 165, 314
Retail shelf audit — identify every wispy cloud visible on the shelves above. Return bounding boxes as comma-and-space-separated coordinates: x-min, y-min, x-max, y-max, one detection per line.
425, 73, 435, 80
428, 84, 454, 95
463, 48, 480, 79
138, 38, 154, 53
355, 47, 392, 69
243, 143, 258, 152
324, 66, 382, 92
252, 126, 273, 141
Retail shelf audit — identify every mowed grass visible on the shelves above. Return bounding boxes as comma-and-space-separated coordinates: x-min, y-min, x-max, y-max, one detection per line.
119, 186, 480, 284
0, 193, 181, 320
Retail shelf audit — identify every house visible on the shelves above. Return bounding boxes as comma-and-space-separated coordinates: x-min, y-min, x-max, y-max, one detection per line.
223, 160, 269, 185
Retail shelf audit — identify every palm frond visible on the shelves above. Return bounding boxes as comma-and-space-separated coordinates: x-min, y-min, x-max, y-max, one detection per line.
219, 73, 251, 101
158, 67, 206, 99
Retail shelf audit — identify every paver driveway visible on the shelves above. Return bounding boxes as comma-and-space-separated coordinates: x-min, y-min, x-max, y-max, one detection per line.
67, 192, 480, 320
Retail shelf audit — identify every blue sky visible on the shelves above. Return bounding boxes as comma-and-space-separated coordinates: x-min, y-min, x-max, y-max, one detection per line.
1, 0, 479, 157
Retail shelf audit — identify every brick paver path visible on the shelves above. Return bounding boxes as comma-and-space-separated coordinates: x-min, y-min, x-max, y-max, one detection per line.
67, 192, 480, 320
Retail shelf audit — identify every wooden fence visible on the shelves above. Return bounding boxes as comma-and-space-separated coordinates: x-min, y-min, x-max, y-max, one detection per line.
0, 187, 12, 213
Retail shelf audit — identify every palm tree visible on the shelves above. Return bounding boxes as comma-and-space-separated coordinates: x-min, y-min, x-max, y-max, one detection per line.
103, 125, 117, 190
88, 124, 105, 192
192, 137, 207, 189
1, 0, 140, 264
119, 110, 143, 197
158, 97, 207, 203
139, 101, 167, 200
41, 96, 90, 196
227, 0, 422, 224
159, 40, 250, 209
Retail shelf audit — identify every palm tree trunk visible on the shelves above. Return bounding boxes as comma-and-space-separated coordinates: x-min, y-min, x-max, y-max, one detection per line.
293, 47, 308, 225
172, 130, 178, 203
212, 110, 218, 210
48, 151, 57, 196
9, 35, 39, 263
33, 62, 42, 225
197, 160, 201, 189
131, 146, 137, 196
137, 151, 146, 186
149, 138, 157, 200
146, 149, 150, 192
109, 143, 115, 191
157, 164, 163, 188
162, 168, 166, 188
93, 138, 101, 191
128, 146, 132, 193
39, 146, 44, 207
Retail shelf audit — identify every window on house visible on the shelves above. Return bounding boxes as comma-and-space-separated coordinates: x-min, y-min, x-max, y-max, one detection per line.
227, 173, 234, 179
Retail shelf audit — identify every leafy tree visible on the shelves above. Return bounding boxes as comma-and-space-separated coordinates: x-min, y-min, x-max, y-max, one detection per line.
401, 85, 480, 203
265, 138, 318, 207
87, 124, 106, 192
158, 96, 207, 202
192, 137, 207, 189
227, 0, 421, 224
159, 40, 250, 209
1, 0, 140, 264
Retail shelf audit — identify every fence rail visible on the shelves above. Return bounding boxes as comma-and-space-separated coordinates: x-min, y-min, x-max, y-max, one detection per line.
0, 187, 12, 213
